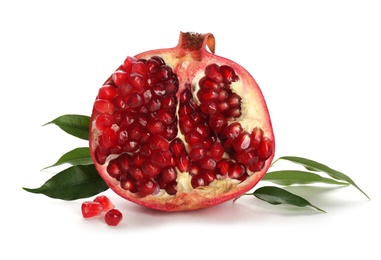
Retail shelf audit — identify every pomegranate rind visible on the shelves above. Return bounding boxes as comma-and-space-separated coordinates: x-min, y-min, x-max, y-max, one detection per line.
90, 32, 275, 211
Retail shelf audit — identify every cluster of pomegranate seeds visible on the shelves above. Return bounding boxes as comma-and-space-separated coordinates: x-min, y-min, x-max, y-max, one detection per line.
92, 56, 273, 198
81, 195, 123, 226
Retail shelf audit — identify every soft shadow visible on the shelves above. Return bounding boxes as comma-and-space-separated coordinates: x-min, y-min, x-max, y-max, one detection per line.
115, 184, 371, 229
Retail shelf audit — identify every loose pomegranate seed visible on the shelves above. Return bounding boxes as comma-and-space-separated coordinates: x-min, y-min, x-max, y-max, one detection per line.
104, 209, 123, 226
81, 201, 103, 218
93, 195, 115, 212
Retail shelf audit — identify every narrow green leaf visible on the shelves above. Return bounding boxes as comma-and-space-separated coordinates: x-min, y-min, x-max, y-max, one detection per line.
42, 147, 93, 170
263, 170, 349, 186
253, 186, 326, 212
23, 165, 108, 200
278, 156, 369, 199
43, 114, 90, 140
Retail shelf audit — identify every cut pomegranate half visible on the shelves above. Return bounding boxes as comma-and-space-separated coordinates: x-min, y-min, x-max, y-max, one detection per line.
89, 32, 275, 211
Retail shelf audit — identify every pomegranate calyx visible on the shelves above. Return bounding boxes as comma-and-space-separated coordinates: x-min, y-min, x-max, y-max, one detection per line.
176, 32, 215, 60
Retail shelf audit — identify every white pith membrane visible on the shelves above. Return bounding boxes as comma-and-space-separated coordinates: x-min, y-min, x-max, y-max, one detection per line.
91, 64, 271, 197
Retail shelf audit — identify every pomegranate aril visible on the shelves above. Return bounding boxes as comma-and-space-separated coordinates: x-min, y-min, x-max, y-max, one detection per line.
220, 65, 239, 83
98, 85, 118, 100
210, 142, 224, 160
112, 70, 129, 86
119, 83, 133, 96
191, 174, 206, 188
146, 97, 161, 112
118, 153, 131, 172
149, 134, 169, 151
138, 179, 158, 197
129, 167, 145, 182
131, 61, 148, 76
81, 201, 103, 218
258, 137, 273, 160
127, 93, 143, 108
200, 156, 217, 171
120, 177, 138, 193
216, 159, 232, 176
233, 132, 251, 153
177, 152, 191, 172
209, 114, 227, 133
107, 159, 121, 178
199, 77, 220, 91
189, 144, 206, 161
122, 56, 137, 72
94, 195, 115, 212
99, 128, 117, 149
204, 64, 223, 83
141, 161, 160, 178
170, 138, 186, 157
96, 113, 113, 131
94, 99, 115, 114
228, 163, 246, 179
203, 171, 217, 184
129, 74, 146, 93
165, 181, 177, 195
223, 122, 243, 140
146, 118, 165, 135
158, 167, 178, 186
104, 209, 123, 226
250, 127, 263, 149
151, 150, 174, 168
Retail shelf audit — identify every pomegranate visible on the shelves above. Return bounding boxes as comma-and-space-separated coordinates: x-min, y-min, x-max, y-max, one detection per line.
89, 32, 275, 211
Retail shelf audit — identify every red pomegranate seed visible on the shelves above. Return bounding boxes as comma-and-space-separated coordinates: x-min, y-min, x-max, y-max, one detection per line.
149, 135, 169, 151
223, 122, 243, 140
98, 85, 118, 100
119, 83, 133, 96
216, 159, 232, 176
258, 137, 273, 160
232, 132, 251, 153
169, 138, 186, 157
93, 195, 115, 212
138, 179, 158, 197
210, 142, 224, 160
220, 65, 239, 83
107, 159, 121, 178
228, 163, 246, 179
120, 177, 138, 193
189, 143, 206, 161
204, 63, 223, 83
112, 70, 129, 86
177, 152, 190, 172
146, 118, 165, 135
128, 167, 145, 182
200, 156, 217, 171
94, 99, 115, 114
158, 167, 178, 186
141, 161, 160, 178
191, 174, 206, 188
81, 201, 103, 218
96, 113, 113, 131
104, 209, 123, 226
127, 93, 143, 108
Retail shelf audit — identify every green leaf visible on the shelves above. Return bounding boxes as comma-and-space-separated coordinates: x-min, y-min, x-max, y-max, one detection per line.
277, 156, 369, 199
42, 147, 93, 170
253, 186, 326, 213
23, 165, 108, 200
263, 170, 349, 186
43, 114, 90, 140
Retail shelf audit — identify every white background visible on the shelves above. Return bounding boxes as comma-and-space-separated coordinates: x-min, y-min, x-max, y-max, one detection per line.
1, 0, 380, 259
